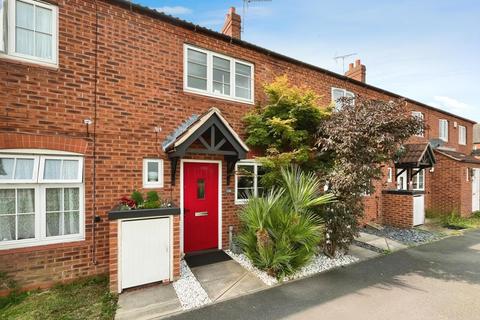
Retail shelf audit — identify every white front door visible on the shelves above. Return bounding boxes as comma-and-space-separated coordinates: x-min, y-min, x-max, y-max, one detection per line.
413, 194, 425, 226
472, 169, 480, 212
121, 218, 170, 290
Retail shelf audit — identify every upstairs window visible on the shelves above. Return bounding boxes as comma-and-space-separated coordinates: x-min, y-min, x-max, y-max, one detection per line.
439, 119, 448, 142
1, 0, 58, 65
184, 44, 254, 103
412, 111, 424, 137
458, 125, 466, 145
331, 88, 354, 110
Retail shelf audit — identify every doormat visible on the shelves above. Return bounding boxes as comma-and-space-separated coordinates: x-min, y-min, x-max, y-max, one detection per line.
184, 250, 232, 268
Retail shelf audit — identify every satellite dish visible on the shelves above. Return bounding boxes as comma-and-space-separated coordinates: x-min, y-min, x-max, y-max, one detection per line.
429, 139, 445, 149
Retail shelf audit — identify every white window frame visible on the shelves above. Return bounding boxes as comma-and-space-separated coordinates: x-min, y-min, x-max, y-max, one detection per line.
439, 119, 449, 142
184, 44, 254, 104
0, 152, 84, 250
235, 160, 262, 205
38, 156, 84, 183
143, 158, 164, 188
1, 0, 59, 67
396, 168, 424, 191
458, 125, 466, 145
331, 87, 355, 110
0, 154, 39, 183
387, 167, 392, 183
0, 0, 5, 52
412, 111, 424, 137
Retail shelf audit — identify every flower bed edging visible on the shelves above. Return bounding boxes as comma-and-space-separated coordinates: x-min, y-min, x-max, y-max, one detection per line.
225, 250, 359, 286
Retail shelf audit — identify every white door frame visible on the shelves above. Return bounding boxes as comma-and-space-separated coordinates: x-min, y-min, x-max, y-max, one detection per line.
180, 159, 222, 253
472, 168, 480, 212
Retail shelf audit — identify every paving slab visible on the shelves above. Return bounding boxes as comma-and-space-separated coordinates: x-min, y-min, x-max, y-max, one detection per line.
357, 232, 408, 252
190, 259, 267, 302
115, 284, 181, 320
348, 244, 381, 261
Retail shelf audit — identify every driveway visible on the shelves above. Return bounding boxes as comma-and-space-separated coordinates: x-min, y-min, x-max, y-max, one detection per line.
166, 230, 480, 320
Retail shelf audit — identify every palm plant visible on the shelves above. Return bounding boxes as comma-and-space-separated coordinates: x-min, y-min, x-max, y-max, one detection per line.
237, 166, 334, 279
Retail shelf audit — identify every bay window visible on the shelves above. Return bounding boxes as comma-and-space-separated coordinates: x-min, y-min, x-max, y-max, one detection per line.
0, 0, 58, 66
235, 161, 264, 204
184, 44, 254, 103
0, 152, 84, 249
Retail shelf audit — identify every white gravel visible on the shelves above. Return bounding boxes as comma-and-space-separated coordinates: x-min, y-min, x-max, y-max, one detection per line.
225, 250, 358, 286
172, 260, 211, 310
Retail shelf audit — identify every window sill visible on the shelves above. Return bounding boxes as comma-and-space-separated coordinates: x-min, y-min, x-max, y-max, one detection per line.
0, 53, 59, 70
184, 88, 254, 105
0, 236, 85, 252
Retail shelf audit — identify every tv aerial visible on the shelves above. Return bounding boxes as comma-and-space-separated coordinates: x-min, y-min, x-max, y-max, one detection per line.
333, 52, 357, 73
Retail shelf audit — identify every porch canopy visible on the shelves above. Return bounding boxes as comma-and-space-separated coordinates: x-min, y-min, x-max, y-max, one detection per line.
163, 107, 249, 185
394, 143, 436, 188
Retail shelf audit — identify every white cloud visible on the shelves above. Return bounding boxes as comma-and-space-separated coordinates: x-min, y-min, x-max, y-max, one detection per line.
431, 96, 473, 114
155, 6, 192, 16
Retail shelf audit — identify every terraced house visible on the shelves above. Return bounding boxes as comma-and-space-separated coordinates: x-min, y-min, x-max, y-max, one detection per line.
1, 0, 479, 294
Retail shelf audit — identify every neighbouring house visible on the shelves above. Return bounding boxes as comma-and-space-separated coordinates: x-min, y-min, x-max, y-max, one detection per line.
0, 0, 478, 294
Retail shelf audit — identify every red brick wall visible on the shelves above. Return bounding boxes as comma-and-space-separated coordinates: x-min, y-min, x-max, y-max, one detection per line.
0, 0, 475, 291
381, 192, 414, 228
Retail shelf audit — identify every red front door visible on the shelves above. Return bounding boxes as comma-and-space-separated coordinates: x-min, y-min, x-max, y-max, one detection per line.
183, 162, 219, 253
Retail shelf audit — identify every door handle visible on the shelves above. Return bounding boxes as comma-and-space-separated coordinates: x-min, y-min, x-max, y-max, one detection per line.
195, 211, 208, 217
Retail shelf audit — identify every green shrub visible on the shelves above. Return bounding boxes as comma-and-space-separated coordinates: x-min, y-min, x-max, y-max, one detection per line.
146, 191, 160, 202
440, 210, 480, 229
130, 190, 144, 207
237, 166, 334, 279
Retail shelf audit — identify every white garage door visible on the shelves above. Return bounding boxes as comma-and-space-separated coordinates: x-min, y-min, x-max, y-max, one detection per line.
413, 194, 425, 226
121, 218, 170, 290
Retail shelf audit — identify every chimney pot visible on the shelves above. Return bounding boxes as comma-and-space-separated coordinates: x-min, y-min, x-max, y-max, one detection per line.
355, 59, 361, 66
348, 63, 354, 70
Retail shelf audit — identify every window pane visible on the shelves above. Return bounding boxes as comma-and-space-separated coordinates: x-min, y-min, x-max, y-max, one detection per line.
235, 87, 250, 99
147, 161, 159, 182
17, 189, 34, 213
46, 188, 61, 212
237, 188, 254, 199
15, 27, 34, 55
345, 91, 354, 98
0, 158, 14, 180
35, 6, 52, 34
64, 211, 79, 235
62, 160, 79, 180
46, 212, 61, 237
44, 159, 61, 179
197, 179, 205, 199
235, 74, 250, 89
187, 76, 207, 90
187, 62, 207, 79
214, 56, 230, 70
236, 63, 251, 77
16, 0, 34, 30
213, 82, 230, 95
213, 69, 230, 83
18, 214, 35, 239
14, 158, 34, 180
64, 188, 79, 211
187, 49, 206, 65
0, 189, 15, 215
35, 32, 52, 59
0, 215, 15, 241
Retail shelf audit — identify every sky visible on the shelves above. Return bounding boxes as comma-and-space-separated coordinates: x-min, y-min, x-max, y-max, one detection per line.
136, 0, 480, 121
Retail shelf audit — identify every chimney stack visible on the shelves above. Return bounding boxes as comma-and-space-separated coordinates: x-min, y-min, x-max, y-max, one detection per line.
345, 59, 366, 83
221, 7, 241, 39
